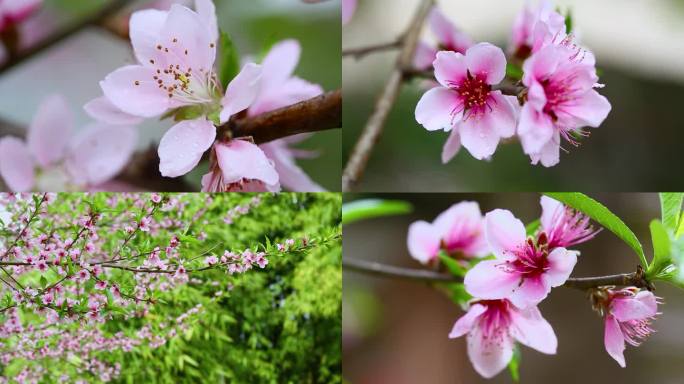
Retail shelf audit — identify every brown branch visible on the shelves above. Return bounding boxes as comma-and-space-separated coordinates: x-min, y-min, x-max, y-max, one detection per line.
343, 258, 653, 291
342, 0, 435, 192
342, 40, 403, 59
218, 90, 341, 144
0, 0, 133, 74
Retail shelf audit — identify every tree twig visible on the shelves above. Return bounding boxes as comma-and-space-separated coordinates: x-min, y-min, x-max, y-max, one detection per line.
343, 258, 653, 291
0, 0, 133, 74
342, 40, 403, 60
218, 89, 342, 144
342, 0, 435, 192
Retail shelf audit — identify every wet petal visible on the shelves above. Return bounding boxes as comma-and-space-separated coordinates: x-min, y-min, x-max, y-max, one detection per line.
415, 87, 462, 132
100, 65, 171, 117
220, 63, 262, 123
158, 119, 216, 177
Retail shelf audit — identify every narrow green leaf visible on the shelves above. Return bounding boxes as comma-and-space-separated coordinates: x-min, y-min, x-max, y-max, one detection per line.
647, 219, 672, 279
660, 193, 683, 232
564, 8, 573, 33
218, 31, 241, 89
525, 219, 540, 236
677, 212, 684, 239
544, 193, 647, 266
438, 253, 467, 278
342, 199, 412, 225
40, 276, 48, 288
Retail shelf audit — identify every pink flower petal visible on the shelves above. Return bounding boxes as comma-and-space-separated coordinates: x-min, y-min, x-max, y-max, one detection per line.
604, 315, 626, 367
485, 209, 526, 260
464, 43, 506, 85
509, 275, 549, 308
464, 259, 521, 300
341, 0, 357, 25
0, 137, 35, 192
406, 221, 440, 264
540, 195, 563, 233
194, 0, 218, 43
159, 4, 215, 75
84, 97, 144, 126
250, 77, 323, 117
413, 41, 437, 70
611, 291, 658, 322
458, 114, 499, 160
129, 9, 168, 65
66, 124, 137, 186
260, 140, 324, 192
158, 119, 216, 177
518, 103, 555, 155
100, 65, 171, 117
559, 89, 611, 128
415, 87, 462, 132
522, 44, 561, 86
260, 39, 301, 90
467, 323, 514, 379
27, 94, 73, 168
441, 129, 461, 163
448, 303, 486, 339
529, 131, 560, 167
215, 139, 279, 185
433, 201, 483, 252
543, 248, 578, 287
510, 305, 557, 354
220, 63, 262, 123
433, 50, 467, 89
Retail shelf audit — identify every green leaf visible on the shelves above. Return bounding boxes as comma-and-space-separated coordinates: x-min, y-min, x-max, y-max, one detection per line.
172, 105, 205, 122
438, 253, 467, 278
564, 8, 573, 33
660, 193, 683, 232
647, 219, 672, 279
543, 193, 647, 266
40, 276, 48, 288
525, 219, 540, 236
506, 63, 523, 81
342, 199, 412, 225
677, 212, 684, 239
508, 345, 521, 383
218, 31, 241, 89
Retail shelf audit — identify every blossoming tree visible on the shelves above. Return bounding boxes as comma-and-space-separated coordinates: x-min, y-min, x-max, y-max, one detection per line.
0, 192, 342, 382
343, 193, 684, 380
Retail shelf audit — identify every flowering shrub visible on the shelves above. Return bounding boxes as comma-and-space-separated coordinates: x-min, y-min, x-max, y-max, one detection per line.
0, 192, 342, 382
414, 1, 611, 166
343, 193, 684, 380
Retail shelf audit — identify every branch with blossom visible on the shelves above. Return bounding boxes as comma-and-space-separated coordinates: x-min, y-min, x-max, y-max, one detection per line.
0, 0, 340, 192
343, 193, 684, 380
342, 0, 611, 191
0, 192, 342, 381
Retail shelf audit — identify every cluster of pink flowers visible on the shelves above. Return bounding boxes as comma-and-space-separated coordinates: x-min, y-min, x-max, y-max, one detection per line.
414, 1, 611, 167
223, 195, 262, 224
408, 197, 660, 378
83, 0, 325, 192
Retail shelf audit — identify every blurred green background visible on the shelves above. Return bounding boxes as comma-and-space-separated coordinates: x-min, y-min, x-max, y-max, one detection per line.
343, 0, 684, 191
0, 0, 341, 191
343, 193, 684, 383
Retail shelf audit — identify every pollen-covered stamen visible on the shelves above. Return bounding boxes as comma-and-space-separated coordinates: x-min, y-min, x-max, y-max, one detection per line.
545, 204, 600, 249
447, 71, 494, 121
619, 318, 656, 346
134, 37, 220, 104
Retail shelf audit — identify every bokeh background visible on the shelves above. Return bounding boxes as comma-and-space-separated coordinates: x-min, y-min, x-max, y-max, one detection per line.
0, 0, 341, 191
343, 193, 684, 383
342, 0, 684, 191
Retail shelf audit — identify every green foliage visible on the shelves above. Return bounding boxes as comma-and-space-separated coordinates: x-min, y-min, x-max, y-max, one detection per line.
341, 199, 412, 225
544, 192, 647, 267
438, 253, 467, 278
647, 220, 673, 280
218, 30, 241, 89
525, 219, 540, 236
660, 193, 683, 232
564, 8, 573, 33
